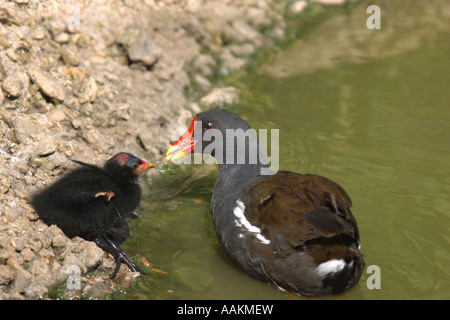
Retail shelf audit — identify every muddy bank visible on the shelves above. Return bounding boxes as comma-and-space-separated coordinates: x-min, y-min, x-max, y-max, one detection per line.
0, 0, 343, 299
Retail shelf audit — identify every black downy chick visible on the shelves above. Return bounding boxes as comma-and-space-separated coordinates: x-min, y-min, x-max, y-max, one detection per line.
31, 152, 155, 278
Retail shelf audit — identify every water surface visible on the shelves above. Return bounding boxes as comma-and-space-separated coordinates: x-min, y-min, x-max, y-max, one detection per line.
116, 0, 450, 300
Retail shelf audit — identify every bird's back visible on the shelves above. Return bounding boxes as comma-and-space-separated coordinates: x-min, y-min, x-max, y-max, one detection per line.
245, 172, 358, 244
216, 171, 364, 296
31, 165, 123, 240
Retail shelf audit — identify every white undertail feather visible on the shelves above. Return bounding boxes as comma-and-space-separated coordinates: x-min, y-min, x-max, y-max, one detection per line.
315, 259, 349, 276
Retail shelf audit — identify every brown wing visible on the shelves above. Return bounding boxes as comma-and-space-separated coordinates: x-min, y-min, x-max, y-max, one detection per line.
243, 171, 359, 256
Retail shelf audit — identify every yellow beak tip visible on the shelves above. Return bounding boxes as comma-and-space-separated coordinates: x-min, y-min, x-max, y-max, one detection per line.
165, 150, 185, 162
165, 145, 177, 156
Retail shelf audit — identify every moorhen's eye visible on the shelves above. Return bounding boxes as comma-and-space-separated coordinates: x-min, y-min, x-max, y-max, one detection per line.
205, 122, 213, 130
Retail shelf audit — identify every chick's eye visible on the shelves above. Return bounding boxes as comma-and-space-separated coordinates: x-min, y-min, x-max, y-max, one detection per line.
129, 159, 142, 169
205, 122, 213, 130
135, 160, 144, 168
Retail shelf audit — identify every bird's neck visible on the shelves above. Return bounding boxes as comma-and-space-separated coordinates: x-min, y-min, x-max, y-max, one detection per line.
216, 128, 273, 175
213, 133, 273, 200
209, 130, 276, 237
106, 171, 139, 189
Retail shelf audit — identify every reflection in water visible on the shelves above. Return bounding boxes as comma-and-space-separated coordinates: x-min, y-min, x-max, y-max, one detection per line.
262, 0, 450, 78
116, 0, 449, 300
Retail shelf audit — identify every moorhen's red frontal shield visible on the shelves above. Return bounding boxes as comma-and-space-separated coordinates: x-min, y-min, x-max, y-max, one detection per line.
165, 116, 198, 162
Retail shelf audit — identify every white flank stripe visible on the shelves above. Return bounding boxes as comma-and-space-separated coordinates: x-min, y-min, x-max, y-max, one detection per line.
316, 259, 347, 276
233, 200, 270, 245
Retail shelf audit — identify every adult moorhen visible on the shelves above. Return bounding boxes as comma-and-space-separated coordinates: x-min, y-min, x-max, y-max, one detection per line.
165, 109, 364, 296
31, 152, 155, 278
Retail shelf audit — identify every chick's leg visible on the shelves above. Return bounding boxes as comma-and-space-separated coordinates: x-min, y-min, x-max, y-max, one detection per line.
94, 234, 146, 279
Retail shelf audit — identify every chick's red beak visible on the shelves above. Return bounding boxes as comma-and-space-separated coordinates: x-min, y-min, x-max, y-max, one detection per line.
134, 160, 156, 174
165, 116, 197, 162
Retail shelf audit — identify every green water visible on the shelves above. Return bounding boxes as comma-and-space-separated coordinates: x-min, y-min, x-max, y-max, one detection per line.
115, 1, 450, 300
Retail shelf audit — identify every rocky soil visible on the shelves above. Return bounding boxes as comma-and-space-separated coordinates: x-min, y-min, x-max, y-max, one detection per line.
0, 0, 343, 299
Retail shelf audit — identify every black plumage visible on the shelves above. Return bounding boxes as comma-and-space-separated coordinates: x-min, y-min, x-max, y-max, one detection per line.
31, 152, 155, 278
